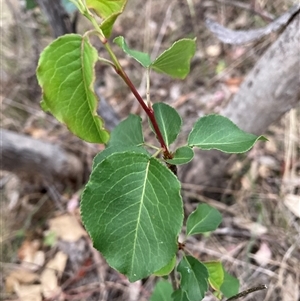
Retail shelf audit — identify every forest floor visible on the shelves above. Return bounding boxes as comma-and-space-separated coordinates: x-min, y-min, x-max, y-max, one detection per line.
1, 0, 299, 300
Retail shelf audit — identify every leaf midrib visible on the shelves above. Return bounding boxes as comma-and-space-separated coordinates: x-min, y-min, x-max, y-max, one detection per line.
130, 159, 151, 275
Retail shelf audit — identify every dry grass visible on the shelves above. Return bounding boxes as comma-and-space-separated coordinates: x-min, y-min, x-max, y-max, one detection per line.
1, 0, 299, 300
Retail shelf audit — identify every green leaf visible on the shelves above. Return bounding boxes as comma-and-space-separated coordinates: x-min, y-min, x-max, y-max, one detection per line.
86, 0, 127, 19
150, 280, 173, 301
81, 152, 183, 282
154, 255, 176, 276
92, 145, 149, 169
220, 269, 239, 298
177, 256, 209, 301
100, 13, 121, 38
108, 114, 144, 147
188, 115, 267, 153
172, 289, 190, 301
114, 36, 152, 67
204, 261, 224, 291
151, 103, 182, 146
151, 39, 196, 79
186, 204, 222, 236
165, 146, 194, 165
36, 34, 109, 144
86, 0, 127, 37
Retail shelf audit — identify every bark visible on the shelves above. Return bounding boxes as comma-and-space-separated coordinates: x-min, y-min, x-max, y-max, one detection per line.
35, 0, 73, 37
0, 129, 83, 185
180, 12, 300, 190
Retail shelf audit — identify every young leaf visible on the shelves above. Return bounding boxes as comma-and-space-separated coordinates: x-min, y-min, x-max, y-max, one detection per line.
108, 114, 144, 147
100, 13, 121, 38
172, 289, 190, 301
150, 280, 173, 301
153, 255, 176, 276
177, 256, 209, 301
114, 36, 152, 67
92, 145, 149, 169
86, 0, 127, 37
188, 114, 267, 153
220, 269, 239, 298
151, 103, 182, 146
151, 39, 196, 79
165, 146, 194, 165
86, 0, 127, 19
186, 204, 222, 236
204, 261, 224, 292
81, 152, 183, 282
36, 34, 109, 144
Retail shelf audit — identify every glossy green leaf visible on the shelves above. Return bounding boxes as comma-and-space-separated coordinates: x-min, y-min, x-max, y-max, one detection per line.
108, 114, 144, 147
81, 152, 183, 282
187, 204, 222, 236
151, 39, 196, 79
86, 0, 127, 19
204, 261, 224, 291
177, 256, 209, 301
154, 255, 176, 276
165, 146, 194, 165
114, 36, 152, 67
37, 34, 109, 144
92, 145, 149, 169
150, 280, 173, 301
220, 269, 239, 298
188, 114, 267, 153
172, 289, 189, 301
151, 103, 182, 146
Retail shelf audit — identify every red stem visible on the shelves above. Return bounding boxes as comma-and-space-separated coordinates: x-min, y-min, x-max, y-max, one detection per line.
116, 68, 171, 156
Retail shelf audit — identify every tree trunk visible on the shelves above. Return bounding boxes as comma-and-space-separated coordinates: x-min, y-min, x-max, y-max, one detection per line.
180, 12, 300, 190
1, 129, 83, 186
35, 0, 73, 37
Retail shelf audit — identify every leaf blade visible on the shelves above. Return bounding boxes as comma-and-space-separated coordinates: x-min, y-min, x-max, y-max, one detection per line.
81, 152, 183, 282
151, 103, 182, 146
220, 269, 239, 298
37, 34, 109, 144
86, 0, 127, 37
188, 114, 267, 153
108, 114, 144, 147
186, 204, 222, 236
165, 146, 194, 165
204, 261, 224, 292
86, 0, 126, 19
151, 38, 196, 79
150, 280, 173, 301
114, 36, 152, 67
177, 256, 209, 301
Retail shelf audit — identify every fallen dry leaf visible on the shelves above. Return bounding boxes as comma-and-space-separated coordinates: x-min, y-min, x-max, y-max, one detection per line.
14, 283, 42, 301
41, 251, 67, 299
18, 239, 45, 270
253, 242, 272, 266
284, 194, 300, 217
46, 251, 68, 277
49, 214, 87, 242
5, 269, 39, 293
41, 269, 60, 299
